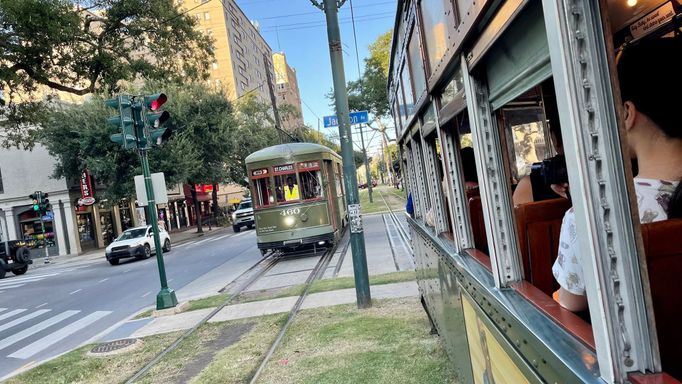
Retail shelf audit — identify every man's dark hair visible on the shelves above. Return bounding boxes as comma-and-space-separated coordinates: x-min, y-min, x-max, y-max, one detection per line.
617, 37, 682, 218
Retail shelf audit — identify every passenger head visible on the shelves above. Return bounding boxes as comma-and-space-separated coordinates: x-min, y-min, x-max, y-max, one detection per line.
286, 177, 294, 187
617, 36, 682, 217
460, 147, 478, 184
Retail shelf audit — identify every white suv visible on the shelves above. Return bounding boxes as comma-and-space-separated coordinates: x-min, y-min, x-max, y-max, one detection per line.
105, 226, 171, 265
231, 199, 254, 233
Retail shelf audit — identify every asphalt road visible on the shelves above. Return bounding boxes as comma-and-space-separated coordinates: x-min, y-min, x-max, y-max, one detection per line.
0, 227, 261, 379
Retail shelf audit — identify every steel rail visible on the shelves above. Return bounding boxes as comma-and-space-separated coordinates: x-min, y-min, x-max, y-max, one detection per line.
125, 250, 282, 383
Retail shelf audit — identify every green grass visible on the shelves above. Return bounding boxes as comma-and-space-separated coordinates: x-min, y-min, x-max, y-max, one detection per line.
133, 271, 417, 320
308, 270, 416, 294
257, 297, 457, 384
6, 332, 182, 384
359, 188, 390, 214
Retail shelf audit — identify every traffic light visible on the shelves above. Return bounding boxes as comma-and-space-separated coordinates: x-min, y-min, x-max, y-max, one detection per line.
142, 93, 171, 147
28, 192, 51, 215
105, 95, 136, 149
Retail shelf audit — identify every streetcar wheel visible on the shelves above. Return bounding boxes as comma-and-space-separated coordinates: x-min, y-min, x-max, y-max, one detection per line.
260, 249, 268, 257
12, 265, 28, 275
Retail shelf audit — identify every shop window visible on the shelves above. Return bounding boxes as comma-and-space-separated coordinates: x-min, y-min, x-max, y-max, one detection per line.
419, 0, 456, 71
251, 168, 272, 207
408, 26, 426, 99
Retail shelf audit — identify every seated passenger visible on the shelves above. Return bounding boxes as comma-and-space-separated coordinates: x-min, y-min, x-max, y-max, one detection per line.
553, 37, 682, 312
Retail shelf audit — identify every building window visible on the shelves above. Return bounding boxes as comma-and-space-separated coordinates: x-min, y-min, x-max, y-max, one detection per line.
215, 79, 221, 87
206, 28, 213, 36
212, 62, 218, 70
204, 12, 210, 20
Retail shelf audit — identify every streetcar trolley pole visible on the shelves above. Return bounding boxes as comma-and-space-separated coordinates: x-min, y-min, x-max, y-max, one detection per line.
311, 0, 371, 308
106, 94, 177, 310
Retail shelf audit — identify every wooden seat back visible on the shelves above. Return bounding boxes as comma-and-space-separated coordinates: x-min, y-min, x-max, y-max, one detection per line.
641, 219, 682, 381
514, 198, 572, 296
468, 196, 488, 255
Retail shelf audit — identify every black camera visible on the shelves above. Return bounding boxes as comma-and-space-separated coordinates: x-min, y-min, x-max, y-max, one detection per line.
530, 155, 568, 186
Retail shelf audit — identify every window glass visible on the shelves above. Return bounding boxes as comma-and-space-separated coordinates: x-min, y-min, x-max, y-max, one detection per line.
251, 168, 272, 206
401, 64, 414, 122
273, 164, 299, 203
398, 83, 408, 129
408, 27, 426, 98
440, 65, 464, 107
298, 161, 324, 200
420, 0, 455, 70
422, 103, 436, 126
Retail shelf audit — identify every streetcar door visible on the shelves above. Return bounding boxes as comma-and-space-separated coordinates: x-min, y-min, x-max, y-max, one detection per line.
324, 160, 338, 231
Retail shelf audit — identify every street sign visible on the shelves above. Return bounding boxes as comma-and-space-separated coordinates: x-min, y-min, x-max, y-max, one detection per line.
135, 172, 169, 206
323, 111, 369, 128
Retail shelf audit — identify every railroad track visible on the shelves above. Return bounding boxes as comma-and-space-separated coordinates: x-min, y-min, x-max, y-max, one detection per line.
125, 245, 336, 383
378, 189, 411, 253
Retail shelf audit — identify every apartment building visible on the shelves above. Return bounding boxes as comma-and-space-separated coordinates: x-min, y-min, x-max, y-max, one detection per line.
272, 52, 304, 131
183, 0, 276, 102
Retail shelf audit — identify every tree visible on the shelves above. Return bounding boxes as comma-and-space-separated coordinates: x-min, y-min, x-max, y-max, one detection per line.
40, 82, 235, 234
0, 0, 213, 147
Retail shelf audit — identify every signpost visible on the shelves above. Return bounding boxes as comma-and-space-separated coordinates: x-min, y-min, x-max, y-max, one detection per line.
323, 110, 369, 128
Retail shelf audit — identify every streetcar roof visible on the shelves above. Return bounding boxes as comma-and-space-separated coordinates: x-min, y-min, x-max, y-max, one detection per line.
245, 142, 340, 164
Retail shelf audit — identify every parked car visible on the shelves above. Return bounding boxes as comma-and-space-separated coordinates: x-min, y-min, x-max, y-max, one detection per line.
358, 180, 378, 189
0, 242, 33, 279
105, 226, 171, 266
231, 198, 254, 233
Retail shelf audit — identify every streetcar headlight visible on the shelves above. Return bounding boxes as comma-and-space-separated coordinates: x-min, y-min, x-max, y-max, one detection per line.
284, 216, 296, 227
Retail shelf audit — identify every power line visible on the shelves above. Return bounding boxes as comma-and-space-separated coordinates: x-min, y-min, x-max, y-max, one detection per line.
255, 1, 394, 20
261, 14, 394, 32
260, 11, 393, 31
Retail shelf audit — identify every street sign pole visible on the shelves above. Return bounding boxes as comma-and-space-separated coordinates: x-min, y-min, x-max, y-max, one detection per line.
133, 102, 177, 310
315, 0, 371, 308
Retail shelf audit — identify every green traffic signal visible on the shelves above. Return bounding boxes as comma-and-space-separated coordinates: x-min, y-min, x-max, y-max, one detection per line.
105, 95, 136, 149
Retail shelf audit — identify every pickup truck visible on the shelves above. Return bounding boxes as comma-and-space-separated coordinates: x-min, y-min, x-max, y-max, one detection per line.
0, 241, 33, 279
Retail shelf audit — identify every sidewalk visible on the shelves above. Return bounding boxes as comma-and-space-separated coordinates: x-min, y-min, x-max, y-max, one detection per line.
30, 225, 230, 271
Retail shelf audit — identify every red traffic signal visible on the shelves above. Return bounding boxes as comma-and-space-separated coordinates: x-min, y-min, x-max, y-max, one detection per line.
145, 93, 167, 111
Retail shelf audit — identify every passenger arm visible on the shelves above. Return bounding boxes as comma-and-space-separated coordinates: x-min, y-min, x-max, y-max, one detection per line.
557, 287, 589, 312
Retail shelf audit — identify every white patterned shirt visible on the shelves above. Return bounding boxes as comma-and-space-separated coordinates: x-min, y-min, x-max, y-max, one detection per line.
552, 178, 678, 295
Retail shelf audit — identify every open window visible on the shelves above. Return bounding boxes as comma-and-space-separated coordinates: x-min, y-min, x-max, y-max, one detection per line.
298, 161, 324, 200
273, 164, 299, 204
250, 168, 272, 207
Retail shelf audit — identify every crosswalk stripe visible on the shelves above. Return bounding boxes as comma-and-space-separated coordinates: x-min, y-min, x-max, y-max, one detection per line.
9, 311, 112, 359
0, 309, 27, 322
0, 273, 57, 283
0, 310, 79, 352
208, 234, 232, 242
0, 310, 50, 332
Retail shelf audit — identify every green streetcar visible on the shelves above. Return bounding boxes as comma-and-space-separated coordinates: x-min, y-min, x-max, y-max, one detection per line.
245, 143, 347, 254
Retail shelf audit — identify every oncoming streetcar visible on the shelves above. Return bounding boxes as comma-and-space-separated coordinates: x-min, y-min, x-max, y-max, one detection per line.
390, 0, 682, 383
245, 143, 346, 254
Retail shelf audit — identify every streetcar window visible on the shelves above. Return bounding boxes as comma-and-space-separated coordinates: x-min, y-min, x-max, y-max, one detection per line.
251, 177, 272, 207
299, 170, 323, 200
274, 174, 299, 203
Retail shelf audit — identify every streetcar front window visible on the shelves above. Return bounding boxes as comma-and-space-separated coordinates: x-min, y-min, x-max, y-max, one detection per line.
251, 177, 272, 207
274, 174, 299, 203
299, 170, 323, 200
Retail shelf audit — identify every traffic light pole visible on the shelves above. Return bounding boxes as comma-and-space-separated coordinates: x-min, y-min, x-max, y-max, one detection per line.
39, 216, 49, 264
139, 147, 177, 310
315, 0, 371, 308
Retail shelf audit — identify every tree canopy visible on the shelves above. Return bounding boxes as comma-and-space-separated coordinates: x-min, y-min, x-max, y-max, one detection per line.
0, 0, 213, 147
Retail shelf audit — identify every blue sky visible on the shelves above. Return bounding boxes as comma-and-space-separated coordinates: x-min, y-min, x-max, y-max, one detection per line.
235, 0, 397, 144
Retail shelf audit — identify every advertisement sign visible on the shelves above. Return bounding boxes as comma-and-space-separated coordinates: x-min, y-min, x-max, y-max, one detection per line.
79, 171, 95, 206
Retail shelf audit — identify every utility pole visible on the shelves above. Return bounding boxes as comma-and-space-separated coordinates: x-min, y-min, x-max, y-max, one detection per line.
357, 125, 373, 203
311, 0, 371, 308
264, 52, 285, 144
